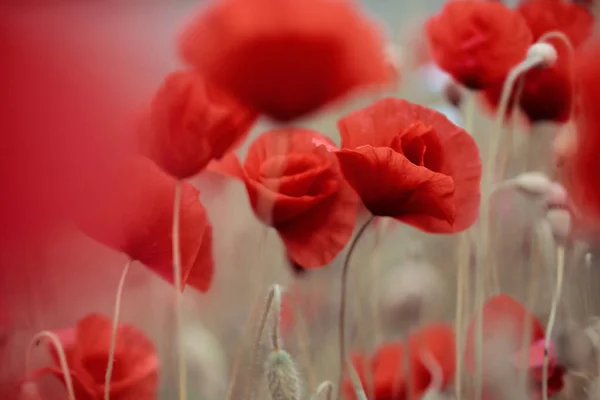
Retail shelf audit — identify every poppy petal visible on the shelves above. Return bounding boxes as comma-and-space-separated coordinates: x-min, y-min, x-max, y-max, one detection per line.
204, 152, 245, 181
335, 146, 456, 229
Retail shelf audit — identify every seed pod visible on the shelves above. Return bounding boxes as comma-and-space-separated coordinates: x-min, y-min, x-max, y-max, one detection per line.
265, 350, 300, 400
512, 171, 552, 197
545, 208, 572, 243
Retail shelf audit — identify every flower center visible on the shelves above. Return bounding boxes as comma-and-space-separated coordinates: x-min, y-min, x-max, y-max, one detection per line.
391, 121, 443, 172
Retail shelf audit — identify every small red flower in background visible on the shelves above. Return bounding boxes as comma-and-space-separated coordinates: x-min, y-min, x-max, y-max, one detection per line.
481, 0, 593, 124
178, 0, 392, 121
465, 294, 565, 398
30, 314, 158, 400
335, 98, 481, 233
570, 40, 600, 219
240, 128, 358, 268
78, 157, 213, 292
426, 0, 533, 90
140, 70, 257, 179
517, 0, 594, 48
343, 323, 455, 400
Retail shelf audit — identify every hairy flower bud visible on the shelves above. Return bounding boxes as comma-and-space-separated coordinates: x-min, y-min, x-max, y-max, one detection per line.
265, 350, 300, 400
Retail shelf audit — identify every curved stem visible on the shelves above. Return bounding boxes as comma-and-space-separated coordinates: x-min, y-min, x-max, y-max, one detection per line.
337, 215, 375, 398
25, 331, 76, 400
475, 54, 545, 400
421, 349, 443, 393
104, 259, 132, 400
247, 284, 283, 400
542, 245, 565, 400
172, 181, 187, 400
312, 381, 334, 400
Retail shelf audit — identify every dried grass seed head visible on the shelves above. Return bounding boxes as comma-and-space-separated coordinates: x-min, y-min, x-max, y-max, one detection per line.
265, 350, 300, 400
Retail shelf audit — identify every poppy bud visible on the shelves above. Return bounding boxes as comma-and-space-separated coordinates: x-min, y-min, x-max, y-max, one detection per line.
265, 350, 301, 400
512, 171, 552, 197
527, 42, 558, 68
545, 208, 572, 242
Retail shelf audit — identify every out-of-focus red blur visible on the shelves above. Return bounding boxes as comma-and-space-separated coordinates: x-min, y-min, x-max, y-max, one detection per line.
0, 4, 187, 397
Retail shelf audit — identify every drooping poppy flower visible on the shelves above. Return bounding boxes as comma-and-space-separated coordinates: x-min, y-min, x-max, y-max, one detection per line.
568, 40, 600, 219
29, 313, 158, 400
343, 323, 456, 400
426, 0, 533, 90
178, 0, 392, 121
240, 128, 358, 268
465, 294, 565, 398
335, 98, 481, 233
77, 157, 214, 292
140, 69, 257, 179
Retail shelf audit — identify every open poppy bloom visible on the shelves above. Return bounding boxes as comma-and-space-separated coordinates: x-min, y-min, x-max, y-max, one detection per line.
343, 323, 456, 400
140, 69, 257, 179
29, 313, 158, 400
425, 0, 533, 90
335, 98, 481, 233
178, 0, 392, 121
240, 128, 358, 268
78, 157, 214, 292
465, 294, 565, 398
569, 39, 600, 220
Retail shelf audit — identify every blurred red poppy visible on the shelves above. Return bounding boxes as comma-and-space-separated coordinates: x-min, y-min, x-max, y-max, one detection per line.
335, 98, 481, 233
178, 0, 392, 121
465, 294, 565, 398
517, 0, 593, 48
426, 0, 533, 90
78, 157, 214, 292
570, 40, 600, 219
31, 313, 158, 400
241, 128, 358, 268
140, 69, 257, 179
343, 323, 455, 400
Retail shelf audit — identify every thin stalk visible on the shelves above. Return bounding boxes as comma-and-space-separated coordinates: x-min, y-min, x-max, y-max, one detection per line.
347, 360, 368, 400
289, 295, 317, 392
25, 331, 76, 400
337, 215, 375, 398
225, 296, 262, 400
247, 284, 283, 400
542, 245, 565, 400
270, 285, 283, 352
476, 53, 545, 400
172, 180, 187, 400
104, 259, 132, 400
455, 232, 470, 400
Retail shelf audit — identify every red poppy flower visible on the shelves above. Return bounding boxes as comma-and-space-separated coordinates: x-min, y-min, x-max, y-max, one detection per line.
426, 0, 533, 90
77, 157, 213, 292
569, 40, 600, 218
178, 0, 392, 121
335, 98, 481, 233
240, 128, 358, 268
465, 294, 565, 398
31, 313, 158, 400
517, 0, 594, 48
343, 324, 456, 400
140, 69, 257, 179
